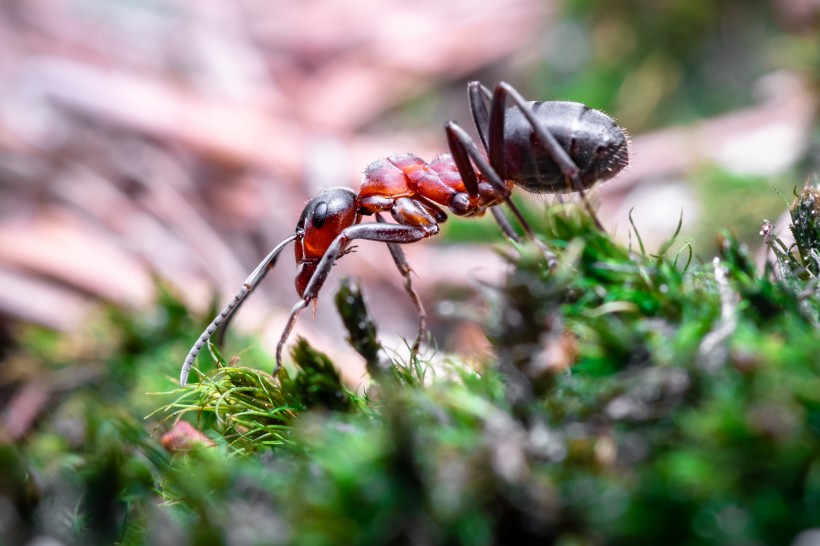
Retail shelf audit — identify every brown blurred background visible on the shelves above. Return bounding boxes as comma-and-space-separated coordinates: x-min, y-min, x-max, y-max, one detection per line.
0, 0, 818, 379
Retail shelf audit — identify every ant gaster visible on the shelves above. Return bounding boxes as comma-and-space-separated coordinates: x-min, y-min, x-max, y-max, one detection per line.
180, 81, 629, 386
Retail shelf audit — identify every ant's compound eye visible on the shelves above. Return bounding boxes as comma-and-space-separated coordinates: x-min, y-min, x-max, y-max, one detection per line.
312, 201, 328, 228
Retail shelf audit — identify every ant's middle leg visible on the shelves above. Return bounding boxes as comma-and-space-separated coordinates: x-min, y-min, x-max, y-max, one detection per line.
275, 222, 432, 375
376, 213, 427, 358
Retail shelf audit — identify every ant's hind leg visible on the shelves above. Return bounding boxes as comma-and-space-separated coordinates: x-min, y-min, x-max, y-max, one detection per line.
444, 121, 538, 246
493, 203, 557, 268
446, 122, 555, 264
490, 207, 521, 243
467, 81, 493, 151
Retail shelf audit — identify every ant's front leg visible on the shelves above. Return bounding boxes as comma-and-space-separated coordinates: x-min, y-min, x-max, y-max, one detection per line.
274, 222, 431, 375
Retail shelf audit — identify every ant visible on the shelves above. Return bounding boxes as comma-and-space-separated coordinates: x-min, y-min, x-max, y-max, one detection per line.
180, 81, 629, 386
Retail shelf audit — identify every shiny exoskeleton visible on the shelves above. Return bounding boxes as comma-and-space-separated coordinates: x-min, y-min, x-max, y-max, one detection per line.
180, 81, 629, 385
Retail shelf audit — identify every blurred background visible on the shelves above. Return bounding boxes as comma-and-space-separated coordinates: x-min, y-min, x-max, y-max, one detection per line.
0, 0, 818, 381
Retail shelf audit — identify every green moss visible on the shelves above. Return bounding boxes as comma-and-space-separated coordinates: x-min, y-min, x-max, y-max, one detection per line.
4, 184, 820, 544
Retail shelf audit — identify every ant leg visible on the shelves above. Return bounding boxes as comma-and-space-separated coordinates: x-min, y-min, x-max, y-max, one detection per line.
491, 207, 522, 243
445, 122, 508, 199
448, 121, 558, 265
467, 81, 493, 151
180, 234, 298, 386
503, 199, 559, 268
446, 122, 547, 244
485, 85, 557, 238
492, 82, 604, 230
275, 298, 310, 376
274, 222, 430, 375
376, 213, 427, 358
487, 83, 509, 180
466, 86, 539, 246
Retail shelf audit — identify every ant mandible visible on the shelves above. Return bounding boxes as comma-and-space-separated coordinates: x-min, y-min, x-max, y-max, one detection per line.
179, 81, 629, 386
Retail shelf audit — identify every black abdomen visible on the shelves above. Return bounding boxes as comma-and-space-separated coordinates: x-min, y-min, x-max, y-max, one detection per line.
503, 101, 629, 194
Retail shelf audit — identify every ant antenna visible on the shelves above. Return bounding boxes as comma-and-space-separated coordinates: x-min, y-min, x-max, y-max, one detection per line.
180, 233, 298, 386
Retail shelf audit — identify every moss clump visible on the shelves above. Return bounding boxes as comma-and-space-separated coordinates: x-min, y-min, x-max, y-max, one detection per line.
789, 179, 820, 277
3, 191, 820, 544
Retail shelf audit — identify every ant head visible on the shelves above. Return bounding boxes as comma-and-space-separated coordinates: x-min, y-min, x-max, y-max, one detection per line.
295, 187, 361, 296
